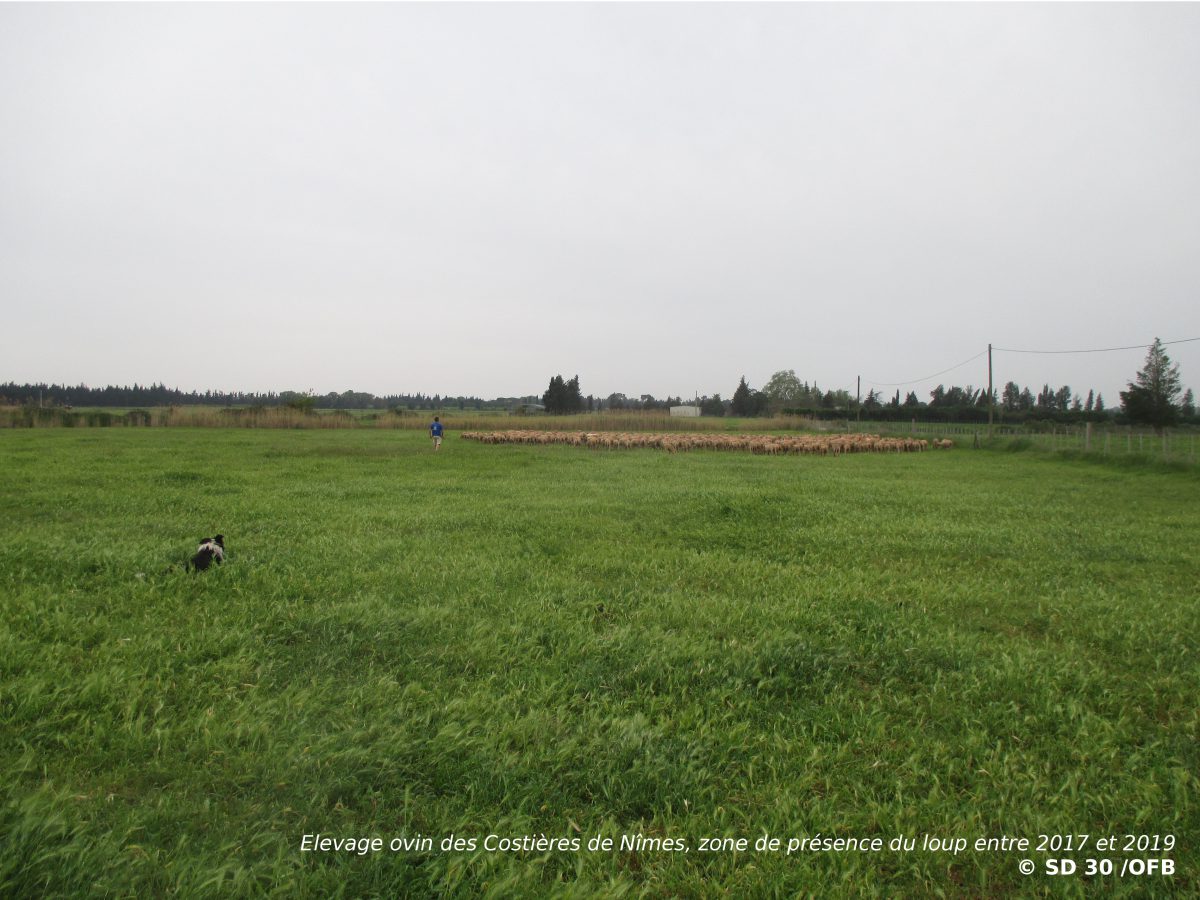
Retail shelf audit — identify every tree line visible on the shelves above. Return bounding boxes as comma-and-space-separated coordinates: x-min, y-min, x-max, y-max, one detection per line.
539, 375, 691, 414
0, 382, 534, 412
729, 340, 1196, 430
540, 341, 1195, 431
6, 341, 1193, 431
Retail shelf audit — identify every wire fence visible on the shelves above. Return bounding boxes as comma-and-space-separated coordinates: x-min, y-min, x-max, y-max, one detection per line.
858, 418, 1199, 465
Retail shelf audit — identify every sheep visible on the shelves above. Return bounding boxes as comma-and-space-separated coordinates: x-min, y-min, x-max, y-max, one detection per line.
460, 430, 936, 456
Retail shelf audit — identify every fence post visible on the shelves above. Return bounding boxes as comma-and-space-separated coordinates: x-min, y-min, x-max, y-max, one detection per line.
1085, 421, 1092, 452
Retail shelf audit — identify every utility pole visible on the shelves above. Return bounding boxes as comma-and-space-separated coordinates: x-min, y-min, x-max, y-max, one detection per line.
987, 343, 994, 439
856, 375, 861, 425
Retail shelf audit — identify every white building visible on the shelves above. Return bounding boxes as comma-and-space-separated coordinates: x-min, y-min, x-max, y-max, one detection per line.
669, 405, 700, 417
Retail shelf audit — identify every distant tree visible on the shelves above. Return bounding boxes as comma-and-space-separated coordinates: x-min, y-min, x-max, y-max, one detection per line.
1019, 387, 1035, 411
1095, 392, 1105, 412
938, 385, 979, 407
283, 391, 316, 413
699, 394, 726, 417
863, 389, 882, 410
1084, 389, 1095, 412
543, 374, 585, 414
731, 377, 756, 416
762, 369, 804, 412
1071, 395, 1083, 412
889, 390, 901, 409
903, 391, 921, 408
1182, 388, 1196, 418
543, 375, 564, 412
1055, 385, 1072, 412
1120, 339, 1183, 433
821, 389, 853, 410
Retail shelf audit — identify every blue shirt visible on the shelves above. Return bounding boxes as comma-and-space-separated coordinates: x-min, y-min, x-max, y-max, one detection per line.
430, 422, 443, 437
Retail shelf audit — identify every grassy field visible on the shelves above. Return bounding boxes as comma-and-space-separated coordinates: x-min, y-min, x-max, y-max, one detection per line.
1, 428, 1197, 897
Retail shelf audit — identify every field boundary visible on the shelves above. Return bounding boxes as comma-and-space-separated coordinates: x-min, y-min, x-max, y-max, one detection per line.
3, 404, 1197, 465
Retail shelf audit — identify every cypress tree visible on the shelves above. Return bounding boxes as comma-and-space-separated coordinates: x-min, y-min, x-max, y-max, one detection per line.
1120, 338, 1182, 433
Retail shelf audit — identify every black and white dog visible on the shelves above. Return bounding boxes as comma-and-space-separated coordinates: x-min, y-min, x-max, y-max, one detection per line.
189, 535, 225, 571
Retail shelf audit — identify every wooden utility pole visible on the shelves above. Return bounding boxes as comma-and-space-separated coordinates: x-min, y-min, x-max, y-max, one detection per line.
987, 343, 994, 439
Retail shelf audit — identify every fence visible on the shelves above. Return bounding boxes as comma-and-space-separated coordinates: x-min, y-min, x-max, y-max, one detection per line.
858, 418, 1199, 464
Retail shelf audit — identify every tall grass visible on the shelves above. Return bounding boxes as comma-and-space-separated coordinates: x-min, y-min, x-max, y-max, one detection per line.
439, 410, 822, 433
161, 405, 364, 429
1, 428, 1197, 896
1, 405, 825, 433
4, 404, 1196, 467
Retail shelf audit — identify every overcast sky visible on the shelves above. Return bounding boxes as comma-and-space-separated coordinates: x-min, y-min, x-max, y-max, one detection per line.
2, 2, 1198, 403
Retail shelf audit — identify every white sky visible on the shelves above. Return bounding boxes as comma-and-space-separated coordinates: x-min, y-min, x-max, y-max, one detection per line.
2, 2, 1198, 403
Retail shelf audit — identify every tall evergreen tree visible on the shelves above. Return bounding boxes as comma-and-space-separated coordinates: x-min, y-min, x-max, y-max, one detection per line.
565, 375, 584, 413
730, 377, 755, 416
1120, 338, 1183, 433
541, 374, 584, 414
1001, 382, 1021, 412
1054, 385, 1072, 411
542, 375, 566, 413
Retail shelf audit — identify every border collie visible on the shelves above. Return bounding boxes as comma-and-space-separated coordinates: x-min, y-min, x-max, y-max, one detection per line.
190, 535, 225, 571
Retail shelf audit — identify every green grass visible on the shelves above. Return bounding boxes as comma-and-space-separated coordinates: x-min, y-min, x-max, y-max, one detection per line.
2, 429, 1197, 897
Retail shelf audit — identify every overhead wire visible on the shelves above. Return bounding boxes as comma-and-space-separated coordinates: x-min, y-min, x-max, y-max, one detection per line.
993, 337, 1200, 354
863, 336, 1198, 390
864, 349, 987, 388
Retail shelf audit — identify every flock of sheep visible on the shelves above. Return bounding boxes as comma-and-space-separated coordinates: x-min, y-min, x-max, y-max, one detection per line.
460, 430, 951, 455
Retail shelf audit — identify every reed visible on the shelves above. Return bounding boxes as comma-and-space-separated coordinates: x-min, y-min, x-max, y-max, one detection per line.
0, 404, 838, 435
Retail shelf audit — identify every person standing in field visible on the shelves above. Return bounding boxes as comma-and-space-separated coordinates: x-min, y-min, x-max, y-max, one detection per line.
429, 416, 444, 450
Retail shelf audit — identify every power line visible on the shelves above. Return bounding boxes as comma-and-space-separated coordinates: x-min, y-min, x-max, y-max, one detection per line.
994, 336, 1200, 355
865, 349, 987, 388
862, 335, 1198, 392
